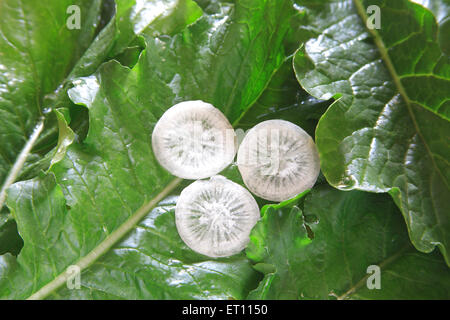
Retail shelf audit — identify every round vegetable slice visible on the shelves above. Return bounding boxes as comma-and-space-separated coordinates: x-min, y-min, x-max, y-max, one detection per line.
237, 119, 320, 202
175, 175, 260, 258
152, 100, 236, 179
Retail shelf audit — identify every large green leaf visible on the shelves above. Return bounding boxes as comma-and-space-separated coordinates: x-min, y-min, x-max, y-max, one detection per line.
45, 0, 203, 103
0, 0, 203, 193
0, 0, 295, 299
0, 0, 104, 186
293, 0, 450, 265
110, 0, 203, 57
2, 174, 259, 299
53, 195, 260, 299
246, 186, 450, 299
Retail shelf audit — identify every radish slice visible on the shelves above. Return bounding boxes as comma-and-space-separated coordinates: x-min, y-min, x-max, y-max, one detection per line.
237, 119, 320, 202
152, 100, 236, 179
175, 176, 260, 258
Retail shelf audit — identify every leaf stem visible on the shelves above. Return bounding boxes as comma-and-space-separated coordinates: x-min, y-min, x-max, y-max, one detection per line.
0, 119, 44, 211
27, 177, 182, 300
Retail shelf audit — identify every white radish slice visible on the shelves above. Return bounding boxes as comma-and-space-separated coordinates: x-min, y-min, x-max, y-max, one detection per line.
152, 100, 236, 179
175, 176, 260, 258
237, 119, 320, 202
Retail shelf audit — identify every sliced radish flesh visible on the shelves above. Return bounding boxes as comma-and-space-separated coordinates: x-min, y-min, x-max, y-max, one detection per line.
175, 176, 260, 258
237, 119, 320, 202
152, 100, 236, 179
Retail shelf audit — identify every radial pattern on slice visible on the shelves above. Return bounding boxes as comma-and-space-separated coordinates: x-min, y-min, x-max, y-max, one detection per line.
175, 176, 260, 258
237, 120, 320, 202
152, 100, 237, 179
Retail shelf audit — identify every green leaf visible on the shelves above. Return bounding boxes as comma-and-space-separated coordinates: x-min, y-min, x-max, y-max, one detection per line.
246, 186, 450, 299
54, 195, 259, 299
412, 0, 450, 23
108, 0, 203, 58
137, 0, 295, 124
0, 0, 104, 186
237, 58, 331, 136
0, 0, 203, 192
0, 0, 295, 299
50, 110, 75, 168
3, 174, 259, 299
293, 0, 450, 265
51, 0, 203, 91
412, 0, 450, 54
